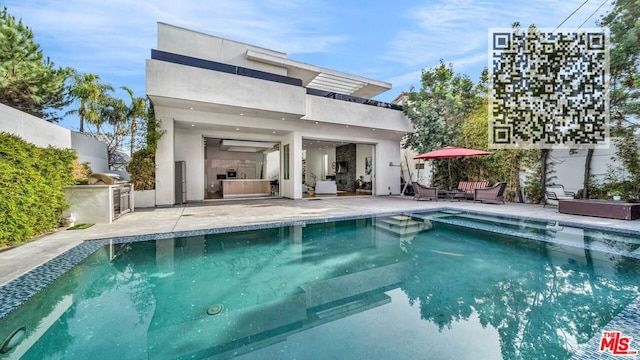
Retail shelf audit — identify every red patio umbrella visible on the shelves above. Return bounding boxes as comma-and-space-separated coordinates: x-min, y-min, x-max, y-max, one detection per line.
413, 146, 492, 160
413, 146, 492, 187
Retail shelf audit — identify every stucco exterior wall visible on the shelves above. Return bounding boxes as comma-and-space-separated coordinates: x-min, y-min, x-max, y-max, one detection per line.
70, 132, 109, 173
155, 111, 175, 206
374, 140, 402, 195
0, 104, 109, 173
175, 129, 205, 202
157, 23, 287, 75
548, 146, 622, 194
0, 104, 71, 148
147, 60, 306, 117
304, 95, 413, 133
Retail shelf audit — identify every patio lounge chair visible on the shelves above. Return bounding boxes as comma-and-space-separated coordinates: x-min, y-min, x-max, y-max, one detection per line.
412, 182, 438, 201
474, 182, 507, 204
544, 185, 575, 207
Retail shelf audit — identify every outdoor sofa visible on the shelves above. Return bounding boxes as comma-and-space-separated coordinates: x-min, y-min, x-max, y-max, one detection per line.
456, 181, 490, 200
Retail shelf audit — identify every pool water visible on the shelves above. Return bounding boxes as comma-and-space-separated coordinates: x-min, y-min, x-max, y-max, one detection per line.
1, 215, 639, 359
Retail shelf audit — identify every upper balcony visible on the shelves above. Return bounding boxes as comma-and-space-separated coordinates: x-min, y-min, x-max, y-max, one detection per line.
147, 49, 404, 125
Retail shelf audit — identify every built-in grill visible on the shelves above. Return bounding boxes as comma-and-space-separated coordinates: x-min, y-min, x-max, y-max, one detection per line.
88, 173, 133, 220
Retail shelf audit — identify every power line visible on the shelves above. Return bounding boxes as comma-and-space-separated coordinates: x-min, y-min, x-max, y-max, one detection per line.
575, 0, 609, 30
553, 0, 590, 32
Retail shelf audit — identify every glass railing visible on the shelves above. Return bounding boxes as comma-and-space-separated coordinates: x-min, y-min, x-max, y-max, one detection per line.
306, 88, 403, 111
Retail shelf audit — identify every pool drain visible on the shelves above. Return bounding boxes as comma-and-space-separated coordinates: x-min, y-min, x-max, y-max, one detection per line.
206, 304, 224, 316
0, 326, 26, 354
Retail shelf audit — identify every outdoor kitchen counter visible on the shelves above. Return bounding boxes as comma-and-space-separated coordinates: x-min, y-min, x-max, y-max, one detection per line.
221, 179, 270, 198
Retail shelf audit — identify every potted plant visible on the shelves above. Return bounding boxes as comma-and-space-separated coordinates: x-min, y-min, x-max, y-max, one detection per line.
611, 189, 623, 201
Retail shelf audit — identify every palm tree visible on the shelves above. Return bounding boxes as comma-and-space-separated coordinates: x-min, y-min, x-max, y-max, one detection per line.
99, 94, 128, 150
121, 86, 147, 156
66, 71, 113, 132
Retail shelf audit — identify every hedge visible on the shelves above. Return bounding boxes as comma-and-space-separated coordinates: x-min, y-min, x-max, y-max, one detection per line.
0, 132, 76, 247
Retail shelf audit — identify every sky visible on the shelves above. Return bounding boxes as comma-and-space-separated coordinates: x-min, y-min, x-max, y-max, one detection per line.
5, 0, 611, 131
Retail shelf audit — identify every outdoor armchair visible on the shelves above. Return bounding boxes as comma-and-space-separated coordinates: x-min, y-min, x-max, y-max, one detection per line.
544, 185, 575, 207
412, 182, 438, 201
474, 182, 507, 204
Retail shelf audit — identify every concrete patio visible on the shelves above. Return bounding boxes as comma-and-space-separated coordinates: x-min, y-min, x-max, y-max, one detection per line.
2, 195, 640, 287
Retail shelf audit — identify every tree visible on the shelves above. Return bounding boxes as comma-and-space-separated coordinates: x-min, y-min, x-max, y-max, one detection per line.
403, 60, 478, 188
0, 7, 69, 121
122, 86, 147, 156
457, 96, 538, 202
599, 0, 640, 194
66, 71, 113, 133
97, 93, 129, 170
404, 60, 477, 154
127, 103, 164, 190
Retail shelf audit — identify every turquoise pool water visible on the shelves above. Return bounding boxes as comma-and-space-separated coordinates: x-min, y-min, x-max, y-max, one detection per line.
1, 214, 639, 359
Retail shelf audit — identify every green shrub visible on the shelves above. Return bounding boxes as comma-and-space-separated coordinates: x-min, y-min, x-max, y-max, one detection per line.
0, 133, 76, 247
127, 148, 155, 190
71, 159, 91, 184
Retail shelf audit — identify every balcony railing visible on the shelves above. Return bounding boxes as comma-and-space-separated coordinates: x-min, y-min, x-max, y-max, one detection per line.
151, 49, 403, 111
306, 88, 403, 111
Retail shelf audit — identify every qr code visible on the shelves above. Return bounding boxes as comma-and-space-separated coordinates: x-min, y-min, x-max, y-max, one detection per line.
488, 28, 610, 149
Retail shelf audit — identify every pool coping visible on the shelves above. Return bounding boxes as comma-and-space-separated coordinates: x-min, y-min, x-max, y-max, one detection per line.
1, 207, 639, 358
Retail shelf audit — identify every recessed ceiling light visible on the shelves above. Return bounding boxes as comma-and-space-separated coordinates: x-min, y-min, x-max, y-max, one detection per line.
240, 113, 244, 116
372, 128, 376, 131
272, 131, 276, 134
282, 117, 286, 120
189, 107, 194, 110
346, 125, 349, 128
315, 121, 319, 125
191, 124, 195, 127
236, 128, 240, 131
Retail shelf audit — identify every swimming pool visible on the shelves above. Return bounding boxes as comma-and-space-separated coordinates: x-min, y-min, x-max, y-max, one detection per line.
1, 212, 639, 359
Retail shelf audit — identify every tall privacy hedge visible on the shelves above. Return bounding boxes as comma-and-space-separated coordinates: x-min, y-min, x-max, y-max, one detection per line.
0, 132, 76, 247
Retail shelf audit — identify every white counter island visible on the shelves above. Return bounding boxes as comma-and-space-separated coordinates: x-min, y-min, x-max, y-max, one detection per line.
221, 179, 271, 198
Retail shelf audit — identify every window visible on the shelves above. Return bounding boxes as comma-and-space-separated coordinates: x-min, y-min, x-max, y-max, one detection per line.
322, 154, 329, 179
283, 144, 290, 180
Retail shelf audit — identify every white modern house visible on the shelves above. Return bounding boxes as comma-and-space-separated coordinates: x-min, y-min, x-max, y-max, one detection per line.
146, 23, 413, 206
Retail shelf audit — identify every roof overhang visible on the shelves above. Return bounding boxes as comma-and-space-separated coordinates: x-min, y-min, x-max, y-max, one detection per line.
246, 49, 391, 98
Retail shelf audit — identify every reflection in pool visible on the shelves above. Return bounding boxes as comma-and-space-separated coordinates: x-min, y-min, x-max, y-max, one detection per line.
0, 214, 638, 359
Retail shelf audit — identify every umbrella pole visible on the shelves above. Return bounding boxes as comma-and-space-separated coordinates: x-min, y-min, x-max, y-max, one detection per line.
448, 160, 452, 190
429, 161, 434, 187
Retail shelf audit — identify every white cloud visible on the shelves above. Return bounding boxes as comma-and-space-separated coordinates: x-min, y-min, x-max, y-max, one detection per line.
2, 0, 613, 111
384, 0, 611, 67
4, 0, 348, 80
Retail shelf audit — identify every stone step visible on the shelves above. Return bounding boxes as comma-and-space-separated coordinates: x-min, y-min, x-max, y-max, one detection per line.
375, 216, 425, 236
